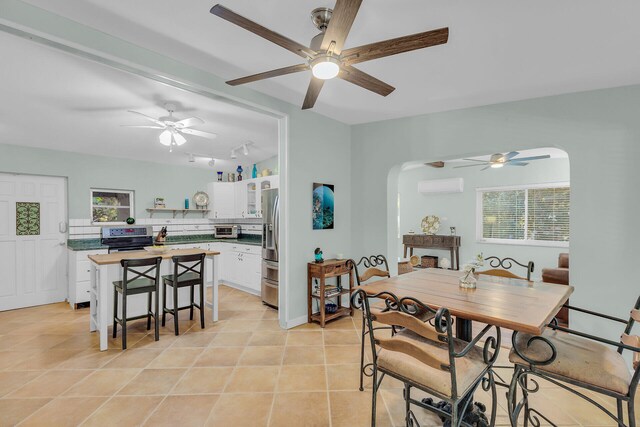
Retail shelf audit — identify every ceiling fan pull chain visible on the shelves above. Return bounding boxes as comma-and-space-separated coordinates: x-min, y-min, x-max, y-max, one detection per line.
327, 41, 337, 56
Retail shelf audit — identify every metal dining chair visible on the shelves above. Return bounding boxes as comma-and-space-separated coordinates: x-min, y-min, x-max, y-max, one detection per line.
112, 256, 162, 350
162, 253, 206, 335
352, 288, 501, 427
508, 295, 640, 426
349, 255, 391, 392
477, 256, 534, 281
350, 255, 436, 392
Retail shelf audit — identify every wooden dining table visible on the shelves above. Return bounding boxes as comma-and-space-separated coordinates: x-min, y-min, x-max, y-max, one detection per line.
360, 267, 573, 343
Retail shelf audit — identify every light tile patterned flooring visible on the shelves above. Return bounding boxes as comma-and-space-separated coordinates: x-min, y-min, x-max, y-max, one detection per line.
0, 285, 636, 426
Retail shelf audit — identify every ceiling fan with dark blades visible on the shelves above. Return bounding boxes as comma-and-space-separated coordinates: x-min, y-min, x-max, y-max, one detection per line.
453, 152, 551, 171
209, 1, 449, 110
123, 103, 217, 151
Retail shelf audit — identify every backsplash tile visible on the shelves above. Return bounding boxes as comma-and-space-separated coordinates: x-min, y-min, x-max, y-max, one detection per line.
68, 217, 262, 240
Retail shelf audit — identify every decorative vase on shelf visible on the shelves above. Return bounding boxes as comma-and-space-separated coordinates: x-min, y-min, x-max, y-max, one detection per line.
217, 171, 223, 182
252, 164, 258, 179
237, 165, 243, 181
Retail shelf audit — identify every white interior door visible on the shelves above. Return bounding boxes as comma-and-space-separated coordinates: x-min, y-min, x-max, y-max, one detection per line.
0, 173, 67, 310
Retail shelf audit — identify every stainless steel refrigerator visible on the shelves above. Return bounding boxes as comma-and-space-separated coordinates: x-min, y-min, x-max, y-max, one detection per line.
261, 188, 279, 308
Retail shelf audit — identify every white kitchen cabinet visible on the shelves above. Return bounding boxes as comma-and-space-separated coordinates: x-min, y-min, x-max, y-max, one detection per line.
68, 248, 108, 308
234, 181, 248, 219
218, 243, 261, 295
234, 179, 260, 219
207, 182, 235, 219
207, 176, 278, 219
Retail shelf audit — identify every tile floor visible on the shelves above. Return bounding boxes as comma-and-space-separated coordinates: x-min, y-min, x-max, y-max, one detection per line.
0, 286, 636, 426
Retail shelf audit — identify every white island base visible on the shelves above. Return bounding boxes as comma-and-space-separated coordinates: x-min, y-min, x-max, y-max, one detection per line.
88, 249, 220, 351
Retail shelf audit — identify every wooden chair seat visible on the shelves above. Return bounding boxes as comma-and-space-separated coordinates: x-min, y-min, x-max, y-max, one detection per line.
162, 271, 201, 287
377, 329, 487, 398
113, 278, 156, 295
509, 329, 632, 395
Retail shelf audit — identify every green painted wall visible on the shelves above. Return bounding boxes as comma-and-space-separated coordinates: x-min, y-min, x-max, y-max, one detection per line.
351, 87, 640, 362
256, 155, 278, 176
398, 158, 570, 278
0, 143, 217, 218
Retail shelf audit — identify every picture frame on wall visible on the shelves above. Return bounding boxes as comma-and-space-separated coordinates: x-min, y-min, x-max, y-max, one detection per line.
312, 183, 335, 230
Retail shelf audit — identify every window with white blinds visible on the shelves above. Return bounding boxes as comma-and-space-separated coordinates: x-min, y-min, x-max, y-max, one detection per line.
477, 183, 569, 246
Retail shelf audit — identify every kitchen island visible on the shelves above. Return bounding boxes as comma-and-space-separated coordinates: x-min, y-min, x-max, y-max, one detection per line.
88, 248, 220, 351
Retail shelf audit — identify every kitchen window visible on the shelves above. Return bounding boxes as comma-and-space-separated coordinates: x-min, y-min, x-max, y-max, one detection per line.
91, 189, 134, 223
476, 183, 570, 247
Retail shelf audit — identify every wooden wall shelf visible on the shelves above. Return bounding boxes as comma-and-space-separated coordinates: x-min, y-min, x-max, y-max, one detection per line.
146, 208, 210, 218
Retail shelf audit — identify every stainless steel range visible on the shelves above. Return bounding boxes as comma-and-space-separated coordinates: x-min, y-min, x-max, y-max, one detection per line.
101, 226, 153, 253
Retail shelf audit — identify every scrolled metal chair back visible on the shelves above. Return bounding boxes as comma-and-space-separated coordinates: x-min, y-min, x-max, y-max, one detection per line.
479, 256, 534, 281
351, 288, 465, 397
350, 255, 390, 286
621, 296, 640, 389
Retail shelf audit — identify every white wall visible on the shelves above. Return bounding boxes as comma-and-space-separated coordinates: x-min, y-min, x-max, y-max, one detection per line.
351, 88, 640, 365
397, 158, 570, 279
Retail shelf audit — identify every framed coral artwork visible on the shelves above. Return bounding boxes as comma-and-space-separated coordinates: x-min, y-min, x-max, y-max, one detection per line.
312, 183, 334, 230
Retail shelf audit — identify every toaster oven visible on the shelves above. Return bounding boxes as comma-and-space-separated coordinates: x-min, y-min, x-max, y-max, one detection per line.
214, 225, 238, 239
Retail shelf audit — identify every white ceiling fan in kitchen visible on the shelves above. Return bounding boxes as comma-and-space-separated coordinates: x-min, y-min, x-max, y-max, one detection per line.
123, 103, 217, 152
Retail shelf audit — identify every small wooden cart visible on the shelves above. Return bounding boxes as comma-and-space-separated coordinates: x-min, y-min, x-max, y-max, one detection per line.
307, 259, 354, 327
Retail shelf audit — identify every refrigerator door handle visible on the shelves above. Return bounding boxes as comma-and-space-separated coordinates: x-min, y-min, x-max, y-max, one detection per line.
262, 223, 267, 249
273, 195, 279, 255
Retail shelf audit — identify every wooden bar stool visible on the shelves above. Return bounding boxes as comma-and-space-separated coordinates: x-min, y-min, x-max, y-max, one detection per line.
162, 253, 206, 335
112, 256, 162, 350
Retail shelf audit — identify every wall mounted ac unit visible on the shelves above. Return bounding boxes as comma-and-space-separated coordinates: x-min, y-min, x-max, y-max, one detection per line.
418, 178, 464, 194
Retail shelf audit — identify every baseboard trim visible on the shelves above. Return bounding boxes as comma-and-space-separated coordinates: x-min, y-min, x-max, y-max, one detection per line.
285, 315, 308, 330
219, 281, 260, 297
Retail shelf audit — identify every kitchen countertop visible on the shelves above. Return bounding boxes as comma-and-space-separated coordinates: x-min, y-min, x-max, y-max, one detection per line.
67, 234, 262, 251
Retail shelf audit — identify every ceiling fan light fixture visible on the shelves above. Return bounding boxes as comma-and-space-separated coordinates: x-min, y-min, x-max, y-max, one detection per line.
173, 132, 187, 146
208, 159, 216, 167
159, 130, 172, 146
490, 163, 504, 168
310, 55, 340, 80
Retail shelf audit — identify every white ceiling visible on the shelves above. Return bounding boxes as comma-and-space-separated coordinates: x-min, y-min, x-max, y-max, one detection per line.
19, 0, 640, 125
0, 31, 278, 169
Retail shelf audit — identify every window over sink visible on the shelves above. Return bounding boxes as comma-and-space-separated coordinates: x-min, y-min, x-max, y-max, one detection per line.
476, 183, 570, 247
91, 189, 134, 224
